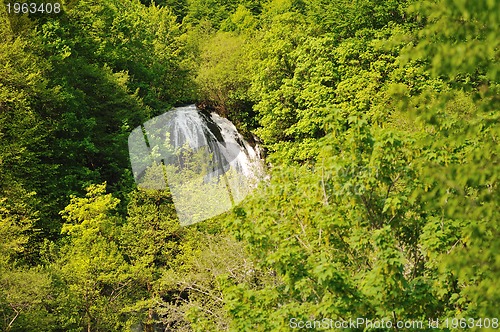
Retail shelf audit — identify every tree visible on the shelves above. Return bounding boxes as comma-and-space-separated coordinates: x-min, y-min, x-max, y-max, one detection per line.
55, 183, 131, 332
404, 0, 500, 318
0, 185, 55, 331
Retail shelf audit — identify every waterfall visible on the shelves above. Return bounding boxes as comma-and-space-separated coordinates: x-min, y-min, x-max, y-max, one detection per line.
128, 104, 264, 226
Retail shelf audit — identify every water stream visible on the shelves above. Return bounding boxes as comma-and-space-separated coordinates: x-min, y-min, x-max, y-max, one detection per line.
128, 104, 264, 225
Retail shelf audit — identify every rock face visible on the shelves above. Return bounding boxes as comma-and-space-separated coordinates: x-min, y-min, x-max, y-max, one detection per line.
128, 104, 265, 226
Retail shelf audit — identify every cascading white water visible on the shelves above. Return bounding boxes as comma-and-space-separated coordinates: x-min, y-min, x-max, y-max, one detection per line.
209, 111, 263, 179
128, 104, 264, 226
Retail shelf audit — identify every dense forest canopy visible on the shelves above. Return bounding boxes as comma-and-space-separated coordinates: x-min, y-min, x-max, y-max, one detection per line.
0, 0, 498, 331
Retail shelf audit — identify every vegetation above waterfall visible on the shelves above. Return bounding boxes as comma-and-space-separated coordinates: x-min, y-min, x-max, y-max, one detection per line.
0, 0, 498, 331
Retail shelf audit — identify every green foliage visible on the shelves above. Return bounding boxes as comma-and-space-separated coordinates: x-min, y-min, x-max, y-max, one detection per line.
0, 267, 53, 332
206, 0, 498, 329
120, 187, 254, 331
408, 0, 499, 83
0, 0, 498, 330
184, 0, 263, 29
55, 183, 131, 331
0, 185, 54, 331
195, 31, 256, 128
